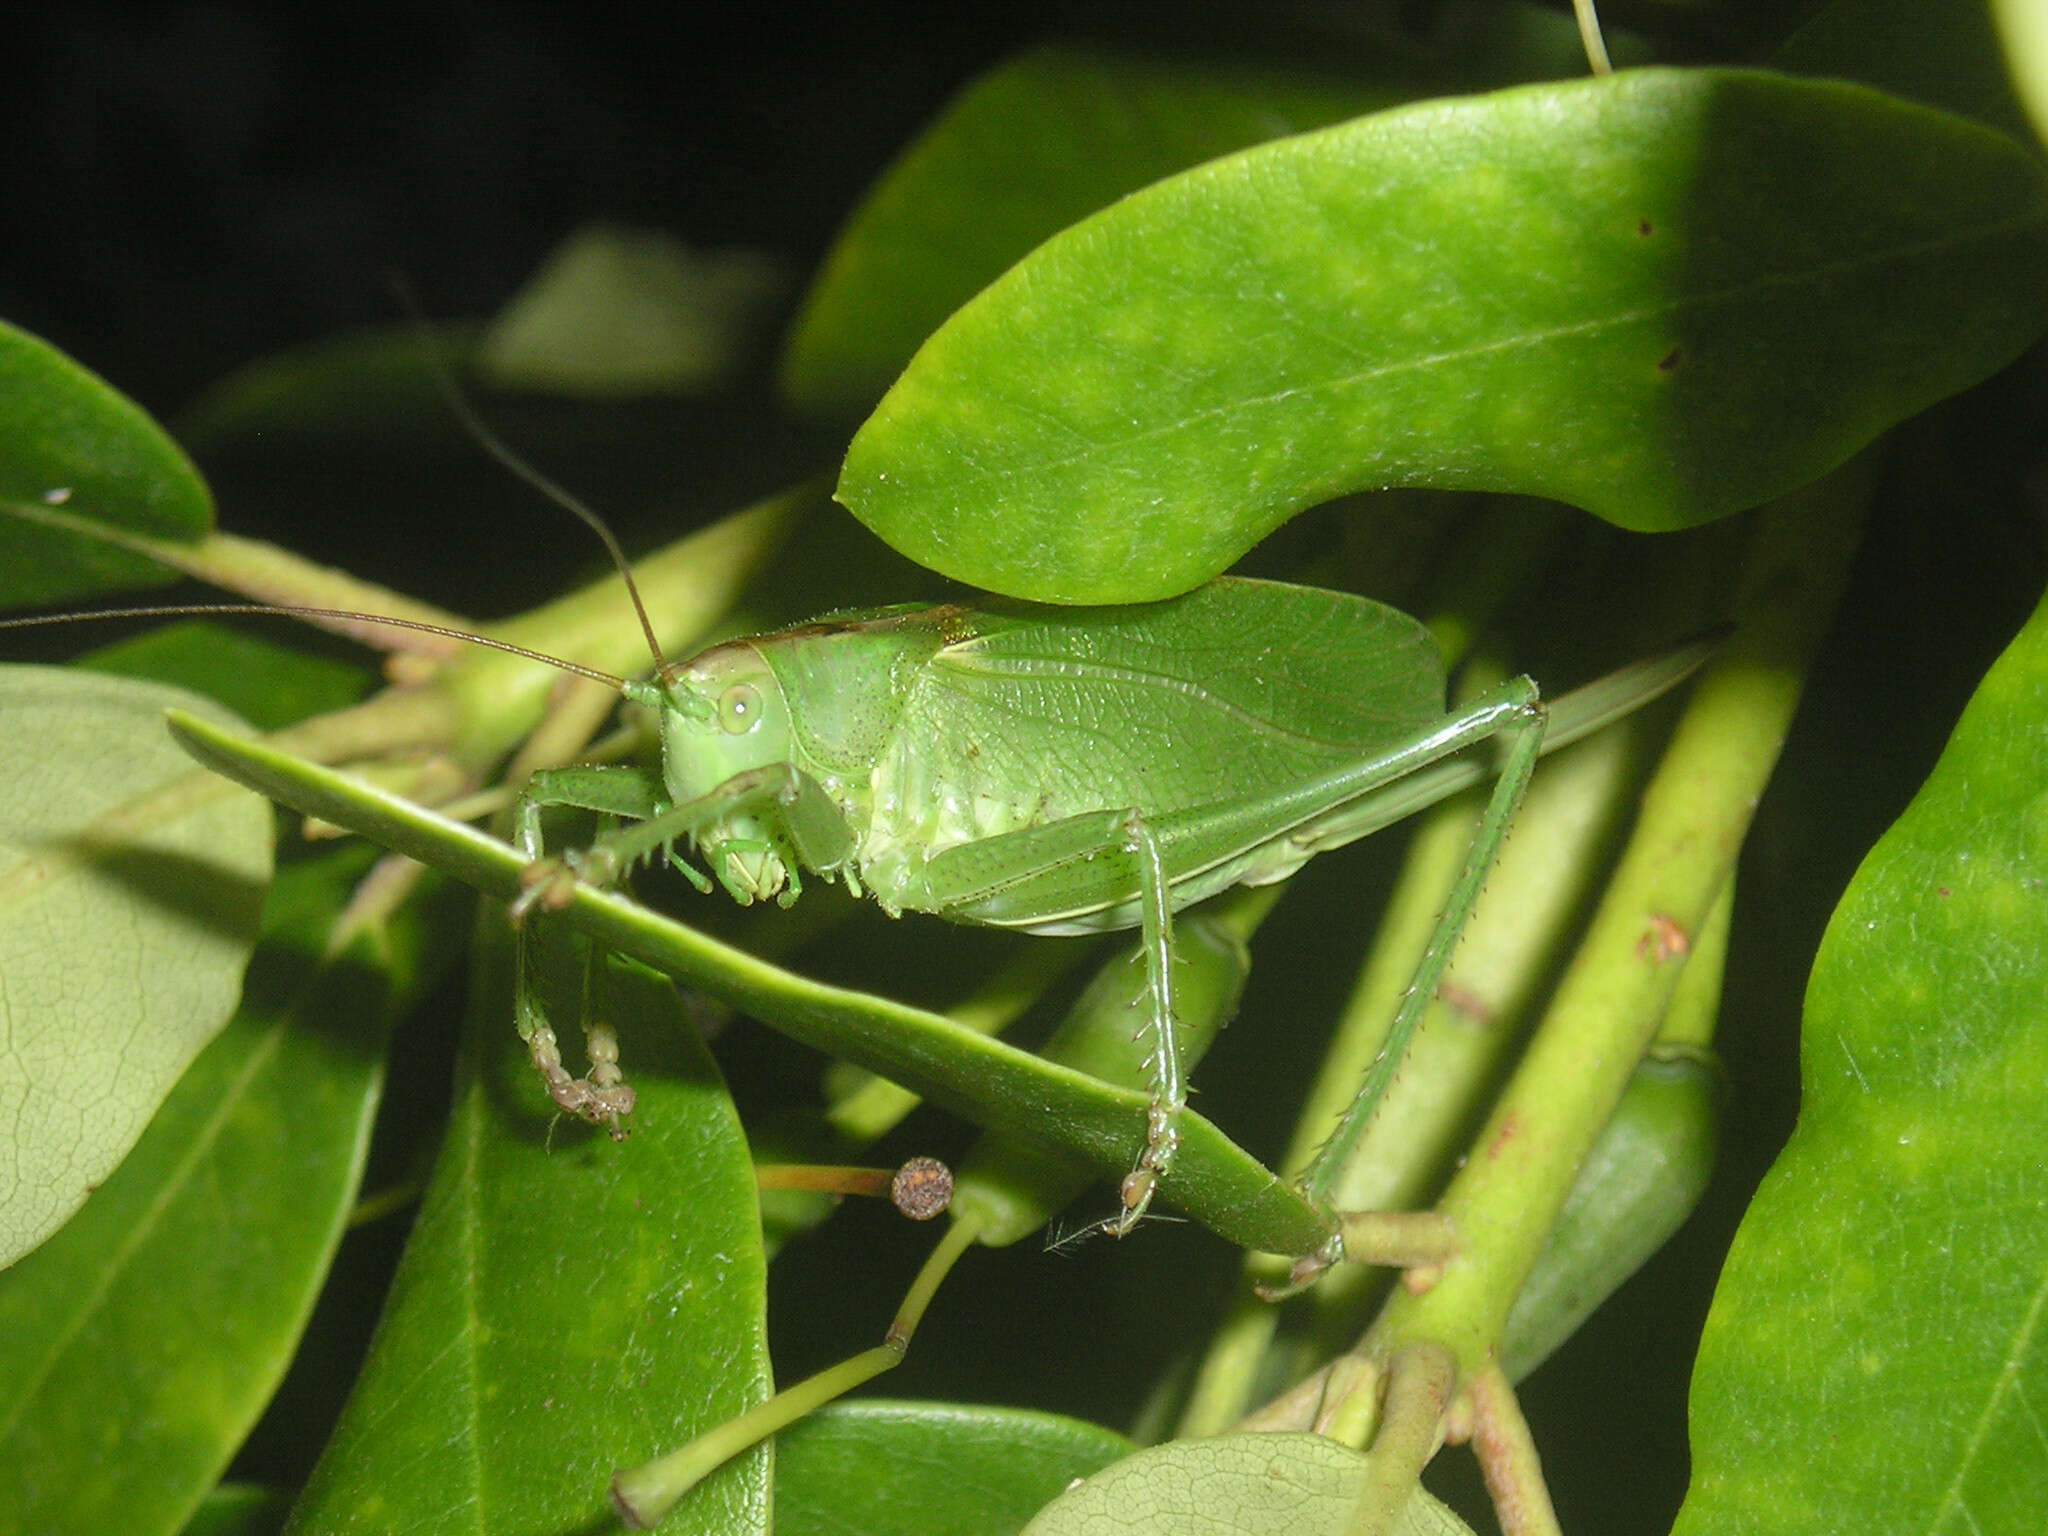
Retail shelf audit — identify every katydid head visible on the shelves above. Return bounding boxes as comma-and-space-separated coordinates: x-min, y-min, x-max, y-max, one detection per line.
649, 640, 803, 906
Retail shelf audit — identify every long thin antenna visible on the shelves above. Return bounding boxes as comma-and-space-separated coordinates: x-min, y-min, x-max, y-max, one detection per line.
0, 604, 631, 691
389, 275, 671, 675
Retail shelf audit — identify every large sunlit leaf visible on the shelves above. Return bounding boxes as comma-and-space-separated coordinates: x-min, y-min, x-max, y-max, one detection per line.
1020, 1433, 1477, 1536
0, 850, 453, 1536
840, 69, 2048, 602
781, 5, 1608, 416
1674, 585, 2048, 1533
773, 1401, 1131, 1536
284, 932, 771, 1536
0, 319, 213, 607
0, 668, 270, 1267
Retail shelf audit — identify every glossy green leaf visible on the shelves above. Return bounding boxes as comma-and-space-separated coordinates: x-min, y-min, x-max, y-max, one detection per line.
0, 849, 448, 1536
164, 708, 1338, 1261
284, 934, 770, 1536
1019, 1433, 1476, 1536
479, 223, 791, 398
0, 669, 271, 1268
773, 1401, 1131, 1536
0, 319, 213, 607
840, 69, 2048, 602
781, 7, 1606, 415
1674, 585, 2048, 1533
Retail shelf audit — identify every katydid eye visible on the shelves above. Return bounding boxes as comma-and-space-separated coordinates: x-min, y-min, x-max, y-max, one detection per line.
717, 682, 763, 734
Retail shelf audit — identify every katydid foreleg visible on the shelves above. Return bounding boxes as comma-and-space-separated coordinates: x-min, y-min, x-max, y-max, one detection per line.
507, 762, 670, 1133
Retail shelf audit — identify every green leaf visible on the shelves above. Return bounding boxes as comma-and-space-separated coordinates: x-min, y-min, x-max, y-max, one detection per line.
773, 1401, 1131, 1536
0, 668, 271, 1268
1775, 0, 2039, 141
782, 8, 1605, 416
0, 319, 213, 607
1018, 1433, 1477, 1536
173, 323, 479, 453
478, 223, 791, 398
839, 69, 2048, 602
175, 1486, 290, 1536
0, 849, 449, 1536
77, 620, 370, 731
1674, 585, 2048, 1533
163, 708, 1337, 1261
284, 935, 771, 1536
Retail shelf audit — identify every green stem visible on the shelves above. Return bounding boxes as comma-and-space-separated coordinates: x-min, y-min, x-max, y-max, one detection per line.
1467, 1366, 1561, 1536
609, 1212, 982, 1529
1338, 1343, 1456, 1536
1365, 461, 1869, 1383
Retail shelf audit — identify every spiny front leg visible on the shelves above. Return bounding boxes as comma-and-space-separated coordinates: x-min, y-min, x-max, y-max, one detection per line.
514, 914, 638, 1138
522, 1015, 637, 1139
508, 765, 668, 1132
1104, 809, 1181, 1237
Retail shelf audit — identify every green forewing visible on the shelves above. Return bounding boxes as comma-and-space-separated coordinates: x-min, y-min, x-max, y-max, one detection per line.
863, 580, 1444, 859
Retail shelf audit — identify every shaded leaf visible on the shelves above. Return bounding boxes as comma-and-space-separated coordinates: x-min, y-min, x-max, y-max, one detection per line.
174, 323, 479, 453
77, 620, 369, 731
773, 1400, 1131, 1536
478, 223, 791, 398
284, 934, 771, 1535
0, 850, 449, 1536
176, 1486, 291, 1536
1775, 0, 2038, 141
1019, 1433, 1476, 1536
840, 70, 2048, 601
0, 668, 270, 1267
1675, 586, 2048, 1533
0, 318, 212, 607
782, 7, 1607, 415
